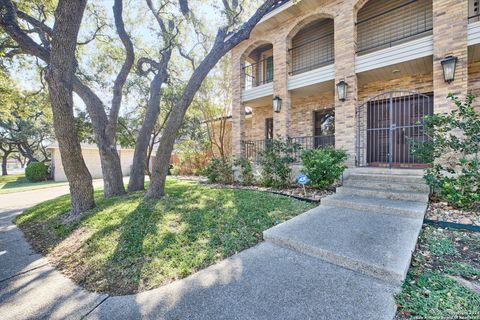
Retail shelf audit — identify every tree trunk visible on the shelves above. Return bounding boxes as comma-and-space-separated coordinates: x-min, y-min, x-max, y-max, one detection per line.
0, 0, 131, 199
46, 0, 95, 216
147, 51, 229, 198
2, 153, 8, 176
147, 0, 278, 198
72, 78, 126, 198
128, 71, 167, 191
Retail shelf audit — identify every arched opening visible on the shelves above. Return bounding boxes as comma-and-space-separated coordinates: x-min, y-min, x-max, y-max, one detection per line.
242, 43, 274, 89
289, 18, 334, 75
356, 0, 432, 54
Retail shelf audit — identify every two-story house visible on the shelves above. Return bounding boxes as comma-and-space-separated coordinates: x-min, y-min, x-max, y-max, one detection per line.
231, 0, 480, 168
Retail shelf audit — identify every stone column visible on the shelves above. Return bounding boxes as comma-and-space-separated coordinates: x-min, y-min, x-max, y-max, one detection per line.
273, 37, 291, 138
334, 10, 358, 166
433, 0, 468, 114
232, 52, 245, 160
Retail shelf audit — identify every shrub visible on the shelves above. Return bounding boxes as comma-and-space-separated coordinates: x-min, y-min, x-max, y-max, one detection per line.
410, 93, 480, 210
203, 156, 233, 184
25, 162, 49, 182
300, 146, 348, 189
172, 140, 210, 176
258, 138, 300, 188
234, 157, 255, 185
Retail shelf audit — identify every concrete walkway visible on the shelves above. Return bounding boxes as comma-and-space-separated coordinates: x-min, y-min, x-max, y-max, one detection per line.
0, 170, 429, 319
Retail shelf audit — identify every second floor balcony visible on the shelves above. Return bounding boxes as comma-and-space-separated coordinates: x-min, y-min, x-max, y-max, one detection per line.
242, 57, 274, 90
356, 0, 433, 55
242, 43, 274, 91
289, 19, 334, 76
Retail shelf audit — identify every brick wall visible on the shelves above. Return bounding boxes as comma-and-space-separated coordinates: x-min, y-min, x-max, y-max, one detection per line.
230, 0, 476, 165
433, 0, 469, 114
358, 72, 434, 102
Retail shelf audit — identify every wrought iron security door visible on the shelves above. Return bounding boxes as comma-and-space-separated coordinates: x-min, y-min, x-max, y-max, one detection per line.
356, 91, 433, 167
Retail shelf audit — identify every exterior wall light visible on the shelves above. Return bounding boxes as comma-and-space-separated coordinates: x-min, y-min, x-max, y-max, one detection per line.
273, 96, 282, 113
336, 80, 348, 102
441, 56, 458, 83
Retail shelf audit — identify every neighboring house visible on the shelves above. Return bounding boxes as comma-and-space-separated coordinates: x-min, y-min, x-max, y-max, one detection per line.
231, 0, 479, 168
6, 158, 21, 169
48, 143, 136, 182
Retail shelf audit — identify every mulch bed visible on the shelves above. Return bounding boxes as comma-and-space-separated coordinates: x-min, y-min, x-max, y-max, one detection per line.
425, 195, 480, 227
170, 175, 334, 202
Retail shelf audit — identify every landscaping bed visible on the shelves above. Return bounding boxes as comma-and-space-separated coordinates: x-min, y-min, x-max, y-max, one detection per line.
426, 195, 480, 227
16, 178, 315, 295
171, 175, 335, 202
395, 226, 480, 319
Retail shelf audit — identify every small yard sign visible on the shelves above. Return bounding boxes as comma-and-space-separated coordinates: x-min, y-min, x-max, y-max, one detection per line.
297, 173, 309, 197
297, 173, 309, 185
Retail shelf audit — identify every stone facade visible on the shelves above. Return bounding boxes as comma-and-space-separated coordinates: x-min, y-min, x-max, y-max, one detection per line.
231, 0, 480, 166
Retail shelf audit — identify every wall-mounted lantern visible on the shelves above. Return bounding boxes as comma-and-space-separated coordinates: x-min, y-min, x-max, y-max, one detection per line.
336, 80, 348, 102
273, 96, 282, 113
441, 56, 458, 83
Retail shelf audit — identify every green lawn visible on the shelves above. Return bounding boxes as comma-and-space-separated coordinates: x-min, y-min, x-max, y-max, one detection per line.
396, 226, 480, 319
0, 173, 67, 194
16, 178, 315, 295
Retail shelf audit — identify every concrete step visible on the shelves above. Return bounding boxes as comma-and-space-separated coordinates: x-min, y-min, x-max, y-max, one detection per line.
346, 173, 427, 185
346, 167, 424, 176
343, 178, 430, 193
321, 193, 427, 219
263, 206, 424, 285
336, 186, 429, 202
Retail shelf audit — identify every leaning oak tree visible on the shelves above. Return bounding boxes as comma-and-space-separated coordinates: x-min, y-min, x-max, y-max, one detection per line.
0, 0, 135, 198
0, 0, 95, 215
127, 0, 175, 192
147, 0, 278, 198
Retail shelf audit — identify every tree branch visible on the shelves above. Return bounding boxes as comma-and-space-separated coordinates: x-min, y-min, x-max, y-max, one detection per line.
107, 0, 135, 139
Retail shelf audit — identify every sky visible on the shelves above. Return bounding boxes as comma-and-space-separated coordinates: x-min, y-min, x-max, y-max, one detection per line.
9, 0, 262, 117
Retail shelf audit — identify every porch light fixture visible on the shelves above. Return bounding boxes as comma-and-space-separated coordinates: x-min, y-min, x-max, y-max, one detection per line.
273, 96, 282, 113
441, 56, 458, 83
336, 80, 348, 102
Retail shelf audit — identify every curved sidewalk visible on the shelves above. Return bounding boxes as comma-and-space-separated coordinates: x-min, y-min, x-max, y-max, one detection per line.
0, 180, 402, 320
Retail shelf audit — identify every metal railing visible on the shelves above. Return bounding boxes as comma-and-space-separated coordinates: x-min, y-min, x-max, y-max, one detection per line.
469, 13, 480, 23
289, 33, 334, 75
243, 135, 335, 163
356, 0, 432, 54
355, 91, 433, 168
242, 57, 273, 89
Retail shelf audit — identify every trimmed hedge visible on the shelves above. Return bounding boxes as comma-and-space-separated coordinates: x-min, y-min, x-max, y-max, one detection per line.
300, 146, 347, 189
25, 162, 49, 182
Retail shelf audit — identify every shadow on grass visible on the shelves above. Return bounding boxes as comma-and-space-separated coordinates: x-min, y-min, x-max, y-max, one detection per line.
16, 179, 315, 296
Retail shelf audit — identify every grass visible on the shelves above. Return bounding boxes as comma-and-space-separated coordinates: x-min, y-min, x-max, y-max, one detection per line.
16, 178, 315, 295
395, 226, 480, 319
0, 173, 67, 194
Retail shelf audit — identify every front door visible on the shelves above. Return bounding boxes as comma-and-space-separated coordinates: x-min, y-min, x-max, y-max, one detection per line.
361, 91, 433, 167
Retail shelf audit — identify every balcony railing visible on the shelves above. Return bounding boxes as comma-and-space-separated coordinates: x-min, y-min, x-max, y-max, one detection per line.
289, 33, 334, 75
356, 0, 432, 54
242, 57, 273, 89
469, 13, 480, 23
243, 135, 335, 163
